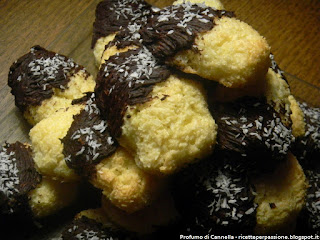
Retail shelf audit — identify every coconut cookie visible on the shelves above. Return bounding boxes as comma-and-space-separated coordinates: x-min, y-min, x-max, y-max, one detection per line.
29, 105, 84, 182
92, 0, 153, 66
90, 147, 165, 214
8, 45, 95, 125
253, 153, 307, 234
210, 97, 293, 174
0, 142, 78, 218
61, 93, 117, 176
171, 153, 257, 235
140, 2, 270, 88
95, 47, 217, 175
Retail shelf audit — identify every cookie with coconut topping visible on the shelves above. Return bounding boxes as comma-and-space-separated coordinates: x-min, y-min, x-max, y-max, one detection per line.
8, 45, 95, 125
172, 154, 257, 234
140, 2, 270, 88
61, 93, 117, 176
96, 47, 217, 174
0, 142, 41, 215
292, 102, 320, 169
92, 0, 153, 65
0, 142, 78, 219
296, 170, 320, 234
210, 97, 293, 174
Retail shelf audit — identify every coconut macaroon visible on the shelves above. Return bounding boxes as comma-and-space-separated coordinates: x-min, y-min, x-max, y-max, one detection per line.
0, 142, 78, 218
90, 147, 165, 213
253, 153, 307, 234
95, 47, 217, 174
92, 0, 153, 66
29, 105, 84, 182
101, 190, 179, 234
8, 45, 95, 126
171, 154, 258, 235
140, 2, 270, 88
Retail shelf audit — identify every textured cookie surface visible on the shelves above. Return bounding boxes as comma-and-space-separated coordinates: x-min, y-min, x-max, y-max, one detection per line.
120, 75, 217, 174
91, 147, 164, 213
28, 178, 78, 218
29, 105, 83, 182
253, 153, 307, 234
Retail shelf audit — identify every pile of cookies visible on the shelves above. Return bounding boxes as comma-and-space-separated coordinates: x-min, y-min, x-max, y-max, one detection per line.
1, 0, 319, 238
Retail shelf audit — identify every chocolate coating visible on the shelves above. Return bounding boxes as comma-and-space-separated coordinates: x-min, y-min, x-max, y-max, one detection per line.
292, 102, 320, 170
210, 97, 293, 174
140, 3, 234, 59
297, 170, 320, 234
8, 45, 87, 112
172, 156, 257, 234
0, 142, 41, 215
92, 0, 152, 48
62, 93, 117, 176
60, 215, 136, 240
95, 47, 171, 137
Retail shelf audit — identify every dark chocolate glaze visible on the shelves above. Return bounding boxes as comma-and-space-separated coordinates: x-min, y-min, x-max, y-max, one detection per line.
296, 170, 320, 235
172, 155, 257, 235
8, 45, 88, 112
91, 0, 152, 48
0, 142, 41, 215
62, 93, 118, 176
59, 215, 137, 240
95, 47, 171, 137
292, 102, 320, 170
140, 3, 234, 59
210, 97, 293, 174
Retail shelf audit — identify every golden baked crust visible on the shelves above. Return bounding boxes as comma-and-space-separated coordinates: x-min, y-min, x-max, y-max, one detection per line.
90, 147, 165, 213
288, 95, 306, 138
119, 75, 217, 174
101, 191, 179, 234
24, 71, 95, 125
29, 105, 83, 182
28, 177, 78, 218
171, 17, 270, 88
253, 153, 307, 234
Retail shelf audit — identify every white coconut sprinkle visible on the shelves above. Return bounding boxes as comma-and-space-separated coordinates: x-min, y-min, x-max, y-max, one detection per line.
0, 147, 20, 213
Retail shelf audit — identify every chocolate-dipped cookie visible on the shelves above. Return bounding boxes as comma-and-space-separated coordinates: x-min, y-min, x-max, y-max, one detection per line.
172, 153, 257, 235
92, 0, 153, 66
210, 97, 293, 174
140, 2, 270, 88
95, 47, 217, 175
62, 93, 117, 176
8, 46, 95, 125
0, 142, 78, 219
